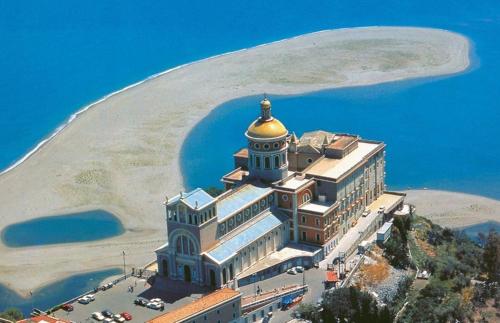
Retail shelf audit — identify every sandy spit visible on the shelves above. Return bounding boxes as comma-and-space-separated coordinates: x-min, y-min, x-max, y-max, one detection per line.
404, 190, 500, 228
0, 27, 470, 295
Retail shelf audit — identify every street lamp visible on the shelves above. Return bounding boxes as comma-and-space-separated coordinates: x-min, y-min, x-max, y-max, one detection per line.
253, 273, 257, 301
122, 251, 126, 277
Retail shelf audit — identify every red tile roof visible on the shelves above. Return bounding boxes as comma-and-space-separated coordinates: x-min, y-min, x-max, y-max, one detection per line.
148, 288, 240, 323
18, 315, 71, 323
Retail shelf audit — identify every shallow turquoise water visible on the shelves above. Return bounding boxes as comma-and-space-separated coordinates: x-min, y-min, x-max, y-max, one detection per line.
0, 268, 121, 315
1, 210, 124, 247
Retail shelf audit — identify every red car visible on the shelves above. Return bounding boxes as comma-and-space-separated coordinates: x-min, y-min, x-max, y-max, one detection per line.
120, 312, 132, 321
61, 304, 73, 312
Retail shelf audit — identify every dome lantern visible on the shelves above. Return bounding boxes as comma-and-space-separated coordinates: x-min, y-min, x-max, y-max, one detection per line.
246, 97, 288, 140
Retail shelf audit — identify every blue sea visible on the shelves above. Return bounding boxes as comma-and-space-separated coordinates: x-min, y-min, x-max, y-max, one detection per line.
1, 0, 499, 314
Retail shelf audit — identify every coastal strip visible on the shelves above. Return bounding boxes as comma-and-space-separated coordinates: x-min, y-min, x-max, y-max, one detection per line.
0, 27, 471, 295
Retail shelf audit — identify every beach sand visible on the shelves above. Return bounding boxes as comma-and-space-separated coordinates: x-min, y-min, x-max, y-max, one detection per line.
0, 27, 471, 295
404, 190, 500, 228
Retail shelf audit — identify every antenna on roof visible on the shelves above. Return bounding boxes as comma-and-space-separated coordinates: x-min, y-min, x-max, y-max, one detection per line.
195, 201, 199, 209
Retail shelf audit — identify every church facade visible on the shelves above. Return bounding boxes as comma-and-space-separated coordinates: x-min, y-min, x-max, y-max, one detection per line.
155, 97, 400, 288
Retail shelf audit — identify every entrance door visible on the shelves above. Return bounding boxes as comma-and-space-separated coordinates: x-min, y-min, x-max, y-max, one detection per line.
209, 269, 216, 289
184, 265, 191, 282
162, 259, 168, 277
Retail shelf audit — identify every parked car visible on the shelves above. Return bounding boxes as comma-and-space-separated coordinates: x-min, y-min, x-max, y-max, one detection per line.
295, 266, 304, 273
150, 298, 163, 303
101, 310, 113, 318
287, 268, 297, 275
362, 210, 370, 217
147, 302, 162, 310
77, 296, 91, 304
120, 312, 132, 321
113, 314, 125, 323
100, 282, 114, 291
103, 318, 114, 323
92, 312, 105, 321
87, 294, 95, 301
61, 304, 73, 312
134, 297, 148, 306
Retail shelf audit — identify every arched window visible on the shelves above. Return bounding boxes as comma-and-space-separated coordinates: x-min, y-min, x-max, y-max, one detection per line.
229, 263, 234, 280
175, 234, 197, 256
264, 157, 270, 169
222, 268, 227, 284
302, 192, 311, 204
274, 155, 279, 168
255, 156, 261, 169
188, 214, 192, 224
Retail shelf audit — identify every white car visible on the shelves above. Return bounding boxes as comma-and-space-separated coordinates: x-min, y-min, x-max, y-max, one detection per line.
150, 298, 163, 303
147, 302, 162, 310
77, 296, 91, 304
295, 266, 304, 273
87, 294, 95, 301
287, 268, 297, 275
112, 315, 125, 323
92, 312, 105, 321
103, 318, 114, 323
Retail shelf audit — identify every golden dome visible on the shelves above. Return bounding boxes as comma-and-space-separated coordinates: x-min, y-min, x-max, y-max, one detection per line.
247, 118, 288, 139
246, 97, 288, 139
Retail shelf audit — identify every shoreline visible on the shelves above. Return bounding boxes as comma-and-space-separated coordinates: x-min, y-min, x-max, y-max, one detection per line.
0, 26, 473, 295
0, 29, 335, 177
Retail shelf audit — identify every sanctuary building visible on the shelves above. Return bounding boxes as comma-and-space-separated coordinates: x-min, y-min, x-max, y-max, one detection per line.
155, 98, 404, 289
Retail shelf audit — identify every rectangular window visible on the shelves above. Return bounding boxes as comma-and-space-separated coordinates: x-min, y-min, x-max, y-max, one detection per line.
264, 157, 270, 169
274, 155, 279, 168
302, 231, 306, 240
316, 233, 320, 241
255, 156, 261, 168
316, 218, 320, 226
301, 216, 306, 223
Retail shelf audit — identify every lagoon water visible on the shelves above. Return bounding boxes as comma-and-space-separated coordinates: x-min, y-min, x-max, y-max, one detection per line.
0, 268, 121, 315
1, 210, 124, 247
1, 0, 500, 314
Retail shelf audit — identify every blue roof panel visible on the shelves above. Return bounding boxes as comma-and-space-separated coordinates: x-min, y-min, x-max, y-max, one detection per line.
217, 184, 272, 221
168, 188, 215, 210
206, 210, 284, 264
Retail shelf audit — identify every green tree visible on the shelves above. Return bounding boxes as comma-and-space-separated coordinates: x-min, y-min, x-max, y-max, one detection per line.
294, 303, 317, 321
482, 230, 500, 282
0, 308, 24, 321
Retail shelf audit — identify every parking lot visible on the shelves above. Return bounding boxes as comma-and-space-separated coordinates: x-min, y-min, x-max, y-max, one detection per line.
52, 276, 207, 323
